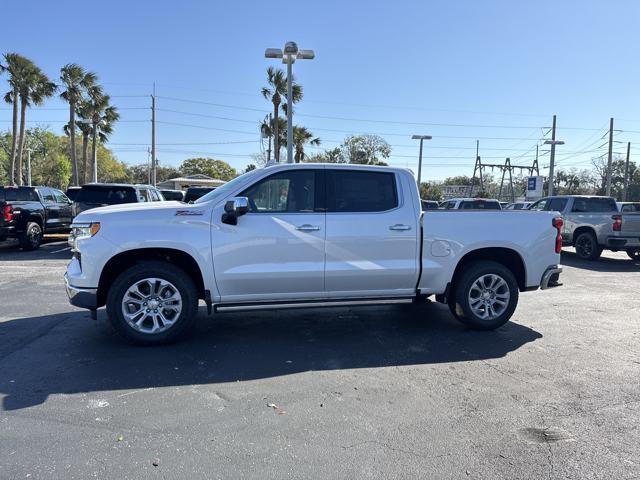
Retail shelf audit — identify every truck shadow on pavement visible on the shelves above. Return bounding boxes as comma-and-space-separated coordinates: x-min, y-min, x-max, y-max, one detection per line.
0, 239, 72, 261
0, 302, 542, 410
561, 250, 639, 272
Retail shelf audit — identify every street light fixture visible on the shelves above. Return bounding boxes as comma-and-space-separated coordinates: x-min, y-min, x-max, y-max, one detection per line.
411, 135, 432, 187
265, 41, 315, 163
544, 139, 565, 196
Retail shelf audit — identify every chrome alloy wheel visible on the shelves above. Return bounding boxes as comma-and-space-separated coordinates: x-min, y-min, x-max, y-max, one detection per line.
121, 277, 182, 334
467, 273, 510, 320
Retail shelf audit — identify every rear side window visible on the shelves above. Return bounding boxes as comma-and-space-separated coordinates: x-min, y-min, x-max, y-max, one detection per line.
621, 204, 640, 213
327, 170, 397, 213
547, 198, 568, 212
0, 187, 38, 201
571, 197, 617, 213
460, 200, 501, 210
76, 187, 137, 205
40, 188, 56, 204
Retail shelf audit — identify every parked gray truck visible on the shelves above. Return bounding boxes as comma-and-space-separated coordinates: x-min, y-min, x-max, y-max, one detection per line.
529, 195, 640, 260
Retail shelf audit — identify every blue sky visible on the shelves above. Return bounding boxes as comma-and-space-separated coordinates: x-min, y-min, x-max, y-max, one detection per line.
2, 0, 640, 180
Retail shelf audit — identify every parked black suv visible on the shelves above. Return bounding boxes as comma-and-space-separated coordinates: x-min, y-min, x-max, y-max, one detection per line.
72, 184, 164, 216
0, 186, 73, 250
159, 189, 185, 201
184, 186, 216, 203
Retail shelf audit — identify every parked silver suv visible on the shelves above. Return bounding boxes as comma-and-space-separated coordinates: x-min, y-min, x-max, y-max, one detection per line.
530, 195, 640, 260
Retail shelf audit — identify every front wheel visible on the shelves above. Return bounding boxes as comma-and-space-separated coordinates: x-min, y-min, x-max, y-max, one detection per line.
450, 260, 519, 330
627, 249, 640, 261
106, 261, 199, 345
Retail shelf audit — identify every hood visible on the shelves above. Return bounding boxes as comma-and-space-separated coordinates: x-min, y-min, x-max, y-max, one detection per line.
73, 201, 205, 223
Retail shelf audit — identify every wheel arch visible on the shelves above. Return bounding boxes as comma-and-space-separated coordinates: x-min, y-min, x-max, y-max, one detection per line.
451, 247, 527, 292
97, 248, 206, 307
572, 226, 597, 245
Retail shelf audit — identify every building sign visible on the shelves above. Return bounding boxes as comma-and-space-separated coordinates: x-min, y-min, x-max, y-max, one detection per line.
442, 185, 478, 199
526, 176, 544, 198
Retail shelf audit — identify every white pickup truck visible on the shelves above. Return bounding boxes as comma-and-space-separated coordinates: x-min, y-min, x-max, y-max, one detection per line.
65, 164, 563, 345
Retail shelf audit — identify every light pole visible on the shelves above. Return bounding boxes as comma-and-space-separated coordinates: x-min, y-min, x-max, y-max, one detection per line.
265, 42, 315, 163
411, 135, 432, 188
544, 139, 564, 196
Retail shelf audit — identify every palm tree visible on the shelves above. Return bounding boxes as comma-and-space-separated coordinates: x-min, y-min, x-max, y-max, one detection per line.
15, 65, 56, 185
291, 126, 320, 163
60, 64, 97, 186
1, 53, 33, 184
77, 86, 119, 182
261, 67, 302, 162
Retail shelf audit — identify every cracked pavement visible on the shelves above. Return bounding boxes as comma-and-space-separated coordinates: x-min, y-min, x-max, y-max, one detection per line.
0, 239, 639, 479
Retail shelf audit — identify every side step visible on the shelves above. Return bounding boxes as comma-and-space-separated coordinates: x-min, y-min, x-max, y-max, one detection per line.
214, 297, 414, 313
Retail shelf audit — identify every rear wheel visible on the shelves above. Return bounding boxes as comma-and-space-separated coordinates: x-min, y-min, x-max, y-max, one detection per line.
106, 261, 198, 345
450, 260, 519, 330
574, 231, 602, 260
19, 222, 42, 250
626, 249, 640, 261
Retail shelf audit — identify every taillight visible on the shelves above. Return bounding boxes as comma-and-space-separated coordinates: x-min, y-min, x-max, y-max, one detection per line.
552, 217, 563, 254
2, 205, 13, 222
612, 214, 622, 232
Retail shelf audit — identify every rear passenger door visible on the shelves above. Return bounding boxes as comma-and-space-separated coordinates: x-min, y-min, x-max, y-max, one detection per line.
52, 189, 73, 228
39, 188, 59, 231
324, 169, 419, 298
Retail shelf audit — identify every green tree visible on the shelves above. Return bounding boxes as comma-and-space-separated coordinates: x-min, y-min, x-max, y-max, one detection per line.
341, 135, 391, 165
261, 67, 302, 162
307, 147, 345, 163
60, 64, 98, 186
1, 53, 35, 184
126, 163, 180, 184
180, 157, 237, 181
290, 126, 320, 163
243, 164, 257, 173
419, 181, 443, 201
15, 62, 56, 185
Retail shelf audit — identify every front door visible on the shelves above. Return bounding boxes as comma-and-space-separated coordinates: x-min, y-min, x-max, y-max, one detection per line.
324, 169, 419, 298
212, 168, 326, 303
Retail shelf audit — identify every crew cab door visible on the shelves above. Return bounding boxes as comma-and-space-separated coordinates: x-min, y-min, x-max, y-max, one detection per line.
39, 188, 58, 231
52, 189, 73, 228
212, 167, 326, 303
324, 169, 419, 298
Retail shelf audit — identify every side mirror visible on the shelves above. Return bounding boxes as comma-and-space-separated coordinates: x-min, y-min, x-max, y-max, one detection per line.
222, 197, 249, 225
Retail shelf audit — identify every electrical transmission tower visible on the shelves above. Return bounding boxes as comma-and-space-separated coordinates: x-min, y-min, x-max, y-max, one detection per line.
471, 149, 540, 202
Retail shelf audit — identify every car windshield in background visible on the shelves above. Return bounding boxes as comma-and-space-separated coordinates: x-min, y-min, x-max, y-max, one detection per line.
0, 187, 38, 202
75, 186, 137, 205
571, 197, 617, 213
460, 200, 501, 210
194, 169, 262, 204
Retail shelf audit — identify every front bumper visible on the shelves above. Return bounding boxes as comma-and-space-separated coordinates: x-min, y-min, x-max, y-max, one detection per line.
64, 273, 98, 309
540, 265, 563, 290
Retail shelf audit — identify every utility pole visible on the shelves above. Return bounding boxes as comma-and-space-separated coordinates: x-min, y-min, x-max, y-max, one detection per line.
623, 141, 631, 201
25, 148, 32, 186
151, 84, 157, 186
411, 135, 432, 187
147, 147, 152, 185
544, 115, 564, 196
606, 117, 614, 197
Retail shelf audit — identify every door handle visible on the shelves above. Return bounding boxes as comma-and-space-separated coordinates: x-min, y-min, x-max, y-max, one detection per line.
389, 224, 411, 231
296, 224, 321, 232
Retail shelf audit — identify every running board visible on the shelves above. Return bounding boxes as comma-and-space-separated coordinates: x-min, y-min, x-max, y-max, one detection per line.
214, 297, 414, 313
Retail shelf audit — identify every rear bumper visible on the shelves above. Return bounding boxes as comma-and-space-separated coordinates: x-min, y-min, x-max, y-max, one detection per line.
0, 225, 16, 239
606, 236, 640, 248
540, 265, 563, 290
64, 273, 98, 309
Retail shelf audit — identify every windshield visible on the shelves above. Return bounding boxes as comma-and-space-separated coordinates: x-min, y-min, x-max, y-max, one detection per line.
194, 169, 263, 204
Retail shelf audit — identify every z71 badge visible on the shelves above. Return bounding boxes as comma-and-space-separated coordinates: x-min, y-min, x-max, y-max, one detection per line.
175, 210, 204, 216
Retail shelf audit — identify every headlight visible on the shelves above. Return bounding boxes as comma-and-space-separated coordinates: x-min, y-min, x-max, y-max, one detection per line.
68, 222, 101, 251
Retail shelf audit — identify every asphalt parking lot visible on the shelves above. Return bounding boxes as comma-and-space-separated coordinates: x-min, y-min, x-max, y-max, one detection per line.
0, 239, 639, 479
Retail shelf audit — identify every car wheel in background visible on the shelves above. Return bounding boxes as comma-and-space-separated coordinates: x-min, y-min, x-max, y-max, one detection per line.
19, 222, 42, 251
106, 261, 198, 345
450, 260, 519, 330
626, 249, 640, 261
574, 231, 602, 260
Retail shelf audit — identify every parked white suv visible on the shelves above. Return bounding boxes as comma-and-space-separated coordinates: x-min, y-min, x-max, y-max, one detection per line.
65, 164, 562, 344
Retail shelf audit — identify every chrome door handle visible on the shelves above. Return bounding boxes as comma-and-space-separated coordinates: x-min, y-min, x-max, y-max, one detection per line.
389, 224, 411, 231
296, 224, 321, 232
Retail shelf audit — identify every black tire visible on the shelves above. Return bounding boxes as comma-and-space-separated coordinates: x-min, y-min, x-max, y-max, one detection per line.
626, 249, 640, 261
18, 221, 42, 250
450, 260, 519, 330
106, 261, 199, 345
574, 231, 602, 260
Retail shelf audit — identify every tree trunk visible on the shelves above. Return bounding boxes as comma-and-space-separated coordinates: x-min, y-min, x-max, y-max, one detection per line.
82, 133, 89, 184
272, 96, 280, 162
91, 125, 98, 182
15, 96, 28, 186
9, 86, 19, 184
69, 101, 78, 186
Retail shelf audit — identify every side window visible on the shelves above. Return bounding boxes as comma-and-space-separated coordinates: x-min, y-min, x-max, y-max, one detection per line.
446, 201, 456, 209
547, 198, 567, 212
530, 199, 548, 211
138, 189, 150, 202
241, 170, 316, 213
327, 170, 397, 213
53, 189, 69, 204
40, 188, 56, 204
